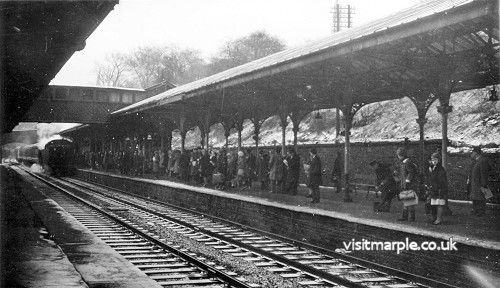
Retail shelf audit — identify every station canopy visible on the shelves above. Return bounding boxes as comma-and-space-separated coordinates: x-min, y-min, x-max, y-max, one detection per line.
113, 0, 499, 127
1, 1, 118, 132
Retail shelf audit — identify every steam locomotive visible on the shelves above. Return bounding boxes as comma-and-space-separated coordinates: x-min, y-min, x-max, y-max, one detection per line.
16, 138, 76, 176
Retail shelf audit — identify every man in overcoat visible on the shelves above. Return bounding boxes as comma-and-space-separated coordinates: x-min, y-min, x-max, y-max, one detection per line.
468, 147, 490, 216
285, 147, 301, 195
308, 148, 322, 203
331, 151, 343, 193
370, 160, 397, 212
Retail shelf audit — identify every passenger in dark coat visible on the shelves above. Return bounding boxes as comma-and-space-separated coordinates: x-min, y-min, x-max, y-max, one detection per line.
370, 160, 397, 212
269, 147, 284, 193
123, 149, 133, 174
216, 149, 228, 176
227, 151, 237, 186
331, 151, 343, 193
395, 147, 418, 221
179, 150, 190, 182
468, 147, 490, 216
285, 147, 301, 195
308, 148, 322, 203
428, 152, 448, 224
247, 149, 257, 183
199, 149, 212, 186
258, 150, 270, 190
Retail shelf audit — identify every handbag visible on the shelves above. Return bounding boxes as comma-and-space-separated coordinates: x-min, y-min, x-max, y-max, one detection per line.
399, 190, 417, 200
212, 173, 224, 184
481, 187, 494, 200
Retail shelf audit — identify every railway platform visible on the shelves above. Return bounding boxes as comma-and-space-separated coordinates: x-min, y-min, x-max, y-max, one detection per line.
0, 165, 161, 288
78, 168, 500, 249
75, 168, 500, 284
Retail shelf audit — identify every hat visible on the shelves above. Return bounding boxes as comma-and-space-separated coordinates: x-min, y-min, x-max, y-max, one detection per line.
472, 147, 482, 154
396, 147, 407, 157
431, 151, 441, 160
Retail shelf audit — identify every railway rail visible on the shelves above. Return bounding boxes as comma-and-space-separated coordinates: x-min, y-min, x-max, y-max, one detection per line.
18, 167, 457, 287
15, 167, 256, 288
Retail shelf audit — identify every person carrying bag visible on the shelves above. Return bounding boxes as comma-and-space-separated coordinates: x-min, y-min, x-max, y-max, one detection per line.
395, 147, 418, 221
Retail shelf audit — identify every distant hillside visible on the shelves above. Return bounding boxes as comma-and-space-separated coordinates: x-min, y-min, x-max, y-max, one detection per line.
175, 86, 499, 149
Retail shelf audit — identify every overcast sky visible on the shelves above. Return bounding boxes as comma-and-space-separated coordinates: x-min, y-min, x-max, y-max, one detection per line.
51, 0, 420, 87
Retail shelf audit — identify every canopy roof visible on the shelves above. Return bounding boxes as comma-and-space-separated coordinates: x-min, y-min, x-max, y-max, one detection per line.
113, 0, 498, 129
1, 0, 118, 132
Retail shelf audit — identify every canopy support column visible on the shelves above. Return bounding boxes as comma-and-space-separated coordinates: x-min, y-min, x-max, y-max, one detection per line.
289, 109, 308, 149
408, 90, 437, 195
335, 108, 341, 142
221, 118, 234, 149
224, 126, 231, 149
160, 125, 165, 152
433, 78, 454, 171
437, 96, 453, 170
179, 113, 187, 153
160, 124, 172, 152
251, 117, 264, 161
235, 119, 244, 151
200, 129, 205, 148
341, 102, 364, 202
279, 110, 288, 156
203, 111, 211, 149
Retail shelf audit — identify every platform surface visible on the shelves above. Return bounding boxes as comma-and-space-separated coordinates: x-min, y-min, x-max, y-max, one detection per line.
1, 165, 162, 288
81, 168, 500, 250
1, 165, 88, 288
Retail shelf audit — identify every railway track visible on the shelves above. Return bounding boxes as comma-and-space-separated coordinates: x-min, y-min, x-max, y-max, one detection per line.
19, 167, 455, 288
56, 175, 452, 288
15, 167, 256, 288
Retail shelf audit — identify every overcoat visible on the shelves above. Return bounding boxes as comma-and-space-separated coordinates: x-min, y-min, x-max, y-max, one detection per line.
286, 153, 301, 182
308, 155, 322, 187
397, 158, 417, 191
470, 156, 490, 201
428, 164, 448, 200
269, 153, 284, 181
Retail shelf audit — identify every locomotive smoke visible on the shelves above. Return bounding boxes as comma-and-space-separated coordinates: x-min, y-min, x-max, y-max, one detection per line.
36, 123, 63, 149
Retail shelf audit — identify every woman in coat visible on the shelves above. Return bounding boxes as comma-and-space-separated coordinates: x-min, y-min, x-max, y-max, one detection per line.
236, 150, 247, 188
258, 150, 270, 190
269, 147, 284, 193
428, 152, 448, 225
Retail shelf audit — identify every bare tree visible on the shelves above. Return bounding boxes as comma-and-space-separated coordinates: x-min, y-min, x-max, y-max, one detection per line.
95, 53, 132, 87
208, 31, 286, 74
95, 46, 206, 89
126, 46, 206, 88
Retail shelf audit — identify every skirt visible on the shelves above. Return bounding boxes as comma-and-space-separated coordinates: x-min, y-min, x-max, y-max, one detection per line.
430, 198, 446, 206
237, 168, 245, 177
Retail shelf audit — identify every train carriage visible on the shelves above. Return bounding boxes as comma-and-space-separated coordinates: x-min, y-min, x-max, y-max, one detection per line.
16, 138, 76, 176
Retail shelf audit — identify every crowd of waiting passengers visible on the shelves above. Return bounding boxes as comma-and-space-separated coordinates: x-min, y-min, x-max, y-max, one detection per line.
78, 145, 494, 225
